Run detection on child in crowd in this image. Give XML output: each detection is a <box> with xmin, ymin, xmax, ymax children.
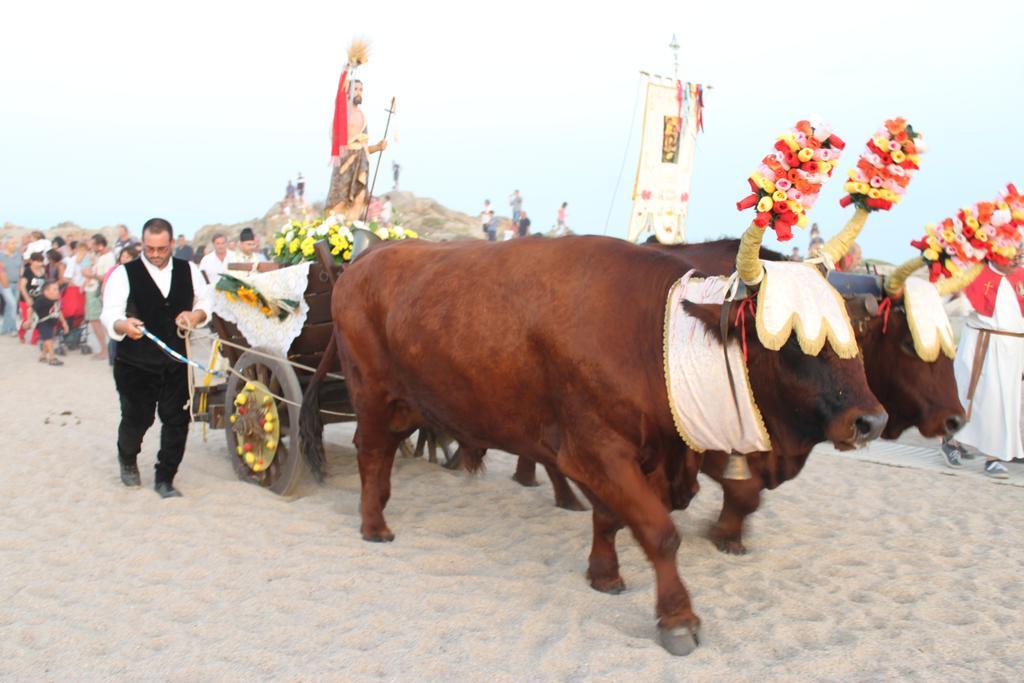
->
<box><xmin>33</xmin><ymin>280</ymin><xmax>69</xmax><ymax>366</ymax></box>
<box><xmin>18</xmin><ymin>252</ymin><xmax>46</xmax><ymax>343</ymax></box>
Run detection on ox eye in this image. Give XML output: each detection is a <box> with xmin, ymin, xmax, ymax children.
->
<box><xmin>900</xmin><ymin>337</ymin><xmax>916</xmax><ymax>357</ymax></box>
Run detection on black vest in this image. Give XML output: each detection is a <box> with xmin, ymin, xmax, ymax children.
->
<box><xmin>117</xmin><ymin>258</ymin><xmax>194</xmax><ymax>370</ymax></box>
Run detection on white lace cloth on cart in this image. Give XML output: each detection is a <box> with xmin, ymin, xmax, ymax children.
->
<box><xmin>211</xmin><ymin>262</ymin><xmax>311</xmax><ymax>358</ymax></box>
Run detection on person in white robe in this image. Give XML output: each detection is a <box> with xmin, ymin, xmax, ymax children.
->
<box><xmin>942</xmin><ymin>258</ymin><xmax>1024</xmax><ymax>478</ymax></box>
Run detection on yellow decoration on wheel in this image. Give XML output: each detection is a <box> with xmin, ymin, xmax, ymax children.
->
<box><xmin>230</xmin><ymin>379</ymin><xmax>282</xmax><ymax>475</ymax></box>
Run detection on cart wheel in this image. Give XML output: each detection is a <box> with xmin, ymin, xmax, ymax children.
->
<box><xmin>225</xmin><ymin>349</ymin><xmax>306</xmax><ymax>495</ymax></box>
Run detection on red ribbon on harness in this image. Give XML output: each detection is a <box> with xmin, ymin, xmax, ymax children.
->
<box><xmin>877</xmin><ymin>296</ymin><xmax>893</xmax><ymax>334</ymax></box>
<box><xmin>733</xmin><ymin>298</ymin><xmax>756</xmax><ymax>362</ymax></box>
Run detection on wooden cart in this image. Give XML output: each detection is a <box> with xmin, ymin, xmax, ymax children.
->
<box><xmin>192</xmin><ymin>243</ymin><xmax>456</xmax><ymax>496</ymax></box>
<box><xmin>192</xmin><ymin>244</ymin><xmax>354</xmax><ymax>495</ymax></box>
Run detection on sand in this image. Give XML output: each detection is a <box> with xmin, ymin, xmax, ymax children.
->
<box><xmin>2</xmin><ymin>334</ymin><xmax>1023</xmax><ymax>681</ymax></box>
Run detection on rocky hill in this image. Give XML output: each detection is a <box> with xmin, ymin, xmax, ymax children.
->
<box><xmin>0</xmin><ymin>220</ymin><xmax>127</xmax><ymax>247</ymax></box>
<box><xmin>2</xmin><ymin>191</ymin><xmax>517</xmax><ymax>250</ymax></box>
<box><xmin>192</xmin><ymin>191</ymin><xmax>519</xmax><ymax>248</ymax></box>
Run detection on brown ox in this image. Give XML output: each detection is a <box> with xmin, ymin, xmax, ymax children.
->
<box><xmin>515</xmin><ymin>237</ymin><xmax>967</xmax><ymax>551</ymax></box>
<box><xmin>301</xmin><ymin>234</ymin><xmax>886</xmax><ymax>654</ymax></box>
<box><xmin>665</xmin><ymin>239</ymin><xmax>966</xmax><ymax>553</ymax></box>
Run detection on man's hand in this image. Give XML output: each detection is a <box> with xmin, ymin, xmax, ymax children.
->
<box><xmin>175</xmin><ymin>310</ymin><xmax>207</xmax><ymax>330</ymax></box>
<box><xmin>376</xmin><ymin>139</ymin><xmax>388</xmax><ymax>152</ymax></box>
<box><xmin>117</xmin><ymin>317</ymin><xmax>145</xmax><ymax>340</ymax></box>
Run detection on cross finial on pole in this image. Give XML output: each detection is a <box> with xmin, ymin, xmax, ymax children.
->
<box><xmin>669</xmin><ymin>34</ymin><xmax>680</xmax><ymax>79</ymax></box>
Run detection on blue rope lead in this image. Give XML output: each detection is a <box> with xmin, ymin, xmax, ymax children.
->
<box><xmin>141</xmin><ymin>327</ymin><xmax>224</xmax><ymax>378</ymax></box>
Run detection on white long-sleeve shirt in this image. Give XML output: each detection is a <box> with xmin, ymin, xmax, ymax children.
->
<box><xmin>199</xmin><ymin>250</ymin><xmax>235</xmax><ymax>283</ymax></box>
<box><xmin>101</xmin><ymin>255</ymin><xmax>213</xmax><ymax>342</ymax></box>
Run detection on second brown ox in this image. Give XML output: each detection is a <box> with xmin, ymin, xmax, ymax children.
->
<box><xmin>515</xmin><ymin>235</ymin><xmax>969</xmax><ymax>551</ymax></box>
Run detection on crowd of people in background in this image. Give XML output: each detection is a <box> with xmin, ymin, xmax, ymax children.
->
<box><xmin>1</xmin><ymin>224</ymin><xmax>270</xmax><ymax>369</ymax></box>
<box><xmin>478</xmin><ymin>191</ymin><xmax>566</xmax><ymax>242</ymax></box>
<box><xmin>0</xmin><ymin>230</ymin><xmax>133</xmax><ymax>366</ymax></box>
<box><xmin>365</xmin><ymin>195</ymin><xmax>396</xmax><ymax>227</ymax></box>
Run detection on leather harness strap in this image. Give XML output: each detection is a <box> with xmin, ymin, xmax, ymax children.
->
<box><xmin>966</xmin><ymin>325</ymin><xmax>1024</xmax><ymax>338</ymax></box>
<box><xmin>964</xmin><ymin>325</ymin><xmax>1024</xmax><ymax>421</ymax></box>
<box><xmin>965</xmin><ymin>330</ymin><xmax>990</xmax><ymax>422</ymax></box>
<box><xmin>719</xmin><ymin>299</ymin><xmax>744</xmax><ymax>422</ymax></box>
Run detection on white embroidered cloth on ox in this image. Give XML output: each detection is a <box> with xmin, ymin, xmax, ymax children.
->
<box><xmin>211</xmin><ymin>262</ymin><xmax>312</xmax><ymax>358</ymax></box>
<box><xmin>664</xmin><ymin>272</ymin><xmax>771</xmax><ymax>453</ymax></box>
<box><xmin>903</xmin><ymin>276</ymin><xmax>956</xmax><ymax>361</ymax></box>
<box><xmin>757</xmin><ymin>261</ymin><xmax>858</xmax><ymax>358</ymax></box>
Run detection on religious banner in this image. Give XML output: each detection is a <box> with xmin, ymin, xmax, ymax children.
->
<box><xmin>627</xmin><ymin>78</ymin><xmax>700</xmax><ymax>244</ymax></box>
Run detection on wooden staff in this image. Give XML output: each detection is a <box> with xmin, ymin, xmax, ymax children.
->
<box><xmin>363</xmin><ymin>97</ymin><xmax>396</xmax><ymax>222</ymax></box>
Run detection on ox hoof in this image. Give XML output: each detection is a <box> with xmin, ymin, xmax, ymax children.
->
<box><xmin>511</xmin><ymin>474</ymin><xmax>541</xmax><ymax>488</ymax></box>
<box><xmin>713</xmin><ymin>537</ymin><xmax>748</xmax><ymax>555</ymax></box>
<box><xmin>555</xmin><ymin>497</ymin><xmax>587</xmax><ymax>512</ymax></box>
<box><xmin>361</xmin><ymin>528</ymin><xmax>395</xmax><ymax>543</ymax></box>
<box><xmin>658</xmin><ymin>623</ymin><xmax>700</xmax><ymax>656</ymax></box>
<box><xmin>709</xmin><ymin>527</ymin><xmax>748</xmax><ymax>555</ymax></box>
<box><xmin>588</xmin><ymin>573</ymin><xmax>626</xmax><ymax>594</ymax></box>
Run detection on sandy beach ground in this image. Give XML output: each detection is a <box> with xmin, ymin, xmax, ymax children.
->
<box><xmin>2</xmin><ymin>334</ymin><xmax>1023</xmax><ymax>681</ymax></box>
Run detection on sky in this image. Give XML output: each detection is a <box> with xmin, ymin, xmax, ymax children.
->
<box><xmin>2</xmin><ymin>0</ymin><xmax>1022</xmax><ymax>264</ymax></box>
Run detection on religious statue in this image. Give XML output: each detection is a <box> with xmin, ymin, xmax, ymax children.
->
<box><xmin>326</xmin><ymin>40</ymin><xmax>388</xmax><ymax>222</ymax></box>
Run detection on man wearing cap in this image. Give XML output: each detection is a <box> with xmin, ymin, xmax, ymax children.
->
<box><xmin>233</xmin><ymin>227</ymin><xmax>267</xmax><ymax>265</ymax></box>
<box><xmin>101</xmin><ymin>218</ymin><xmax>212</xmax><ymax>498</ymax></box>
<box><xmin>326</xmin><ymin>80</ymin><xmax>388</xmax><ymax>221</ymax></box>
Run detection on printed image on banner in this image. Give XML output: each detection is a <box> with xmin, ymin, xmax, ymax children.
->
<box><xmin>628</xmin><ymin>80</ymin><xmax>699</xmax><ymax>245</ymax></box>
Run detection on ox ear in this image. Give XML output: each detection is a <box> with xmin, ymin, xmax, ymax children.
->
<box><xmin>682</xmin><ymin>301</ymin><xmax>727</xmax><ymax>343</ymax></box>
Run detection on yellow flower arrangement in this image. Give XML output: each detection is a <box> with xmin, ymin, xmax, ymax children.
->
<box><xmin>270</xmin><ymin>216</ymin><xmax>418</xmax><ymax>266</ymax></box>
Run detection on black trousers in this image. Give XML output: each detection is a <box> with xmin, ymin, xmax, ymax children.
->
<box><xmin>114</xmin><ymin>360</ymin><xmax>190</xmax><ymax>484</ymax></box>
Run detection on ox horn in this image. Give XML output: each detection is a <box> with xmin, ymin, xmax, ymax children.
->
<box><xmin>935</xmin><ymin>262</ymin><xmax>984</xmax><ymax>297</ymax></box>
<box><xmin>821</xmin><ymin>207</ymin><xmax>870</xmax><ymax>266</ymax></box>
<box><xmin>736</xmin><ymin>222</ymin><xmax>766</xmax><ymax>286</ymax></box>
<box><xmin>884</xmin><ymin>256</ymin><xmax>925</xmax><ymax>296</ymax></box>
<box><xmin>885</xmin><ymin>258</ymin><xmax>985</xmax><ymax>297</ymax></box>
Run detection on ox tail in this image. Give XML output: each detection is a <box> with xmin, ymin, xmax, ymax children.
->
<box><xmin>299</xmin><ymin>332</ymin><xmax>337</xmax><ymax>483</ymax></box>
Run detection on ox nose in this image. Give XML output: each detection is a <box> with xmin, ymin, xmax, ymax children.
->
<box><xmin>854</xmin><ymin>411</ymin><xmax>888</xmax><ymax>442</ymax></box>
<box><xmin>945</xmin><ymin>414</ymin><xmax>966</xmax><ymax>437</ymax></box>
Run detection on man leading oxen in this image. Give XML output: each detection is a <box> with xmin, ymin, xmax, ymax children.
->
<box><xmin>301</xmin><ymin>167</ymin><xmax>888</xmax><ymax>654</ymax></box>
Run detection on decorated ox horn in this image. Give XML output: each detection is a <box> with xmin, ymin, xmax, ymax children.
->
<box><xmin>736</xmin><ymin>222</ymin><xmax>767</xmax><ymax>286</ymax></box>
<box><xmin>885</xmin><ymin>256</ymin><xmax>984</xmax><ymax>297</ymax></box>
<box><xmin>884</xmin><ymin>256</ymin><xmax>925</xmax><ymax>296</ymax></box>
<box><xmin>821</xmin><ymin>208</ymin><xmax>869</xmax><ymax>265</ymax></box>
<box><xmin>823</xmin><ymin>118</ymin><xmax>924</xmax><ymax>266</ymax></box>
<box><xmin>734</xmin><ymin>119</ymin><xmax>845</xmax><ymax>284</ymax></box>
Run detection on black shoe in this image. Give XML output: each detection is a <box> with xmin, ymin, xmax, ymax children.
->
<box><xmin>155</xmin><ymin>481</ymin><xmax>182</xmax><ymax>498</ymax></box>
<box><xmin>120</xmin><ymin>462</ymin><xmax>141</xmax><ymax>487</ymax></box>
